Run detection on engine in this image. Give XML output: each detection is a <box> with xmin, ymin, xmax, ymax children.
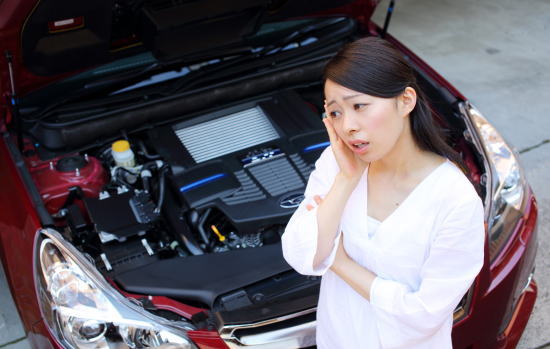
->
<box><xmin>29</xmin><ymin>90</ymin><xmax>328</xmax><ymax>283</ymax></box>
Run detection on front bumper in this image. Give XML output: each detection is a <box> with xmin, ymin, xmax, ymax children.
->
<box><xmin>496</xmin><ymin>276</ymin><xmax>538</xmax><ymax>349</ymax></box>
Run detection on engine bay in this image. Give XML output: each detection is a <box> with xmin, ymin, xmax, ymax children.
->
<box><xmin>18</xmin><ymin>15</ymin><xmax>485</xmax><ymax>316</ymax></box>
<box><xmin>25</xmin><ymin>90</ymin><xmax>328</xmax><ymax>310</ymax></box>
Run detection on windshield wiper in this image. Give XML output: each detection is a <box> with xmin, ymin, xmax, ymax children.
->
<box><xmin>27</xmin><ymin>62</ymin><xmax>162</xmax><ymax>122</ymax></box>
<box><xmin>29</xmin><ymin>17</ymin><xmax>352</xmax><ymax>123</ymax></box>
<box><xmin>27</xmin><ymin>46</ymin><xmax>262</xmax><ymax>123</ymax></box>
<box><xmin>163</xmin><ymin>17</ymin><xmax>349</xmax><ymax>95</ymax></box>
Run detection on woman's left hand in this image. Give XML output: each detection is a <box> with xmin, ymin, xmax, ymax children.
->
<box><xmin>306</xmin><ymin>195</ymin><xmax>323</xmax><ymax>211</ymax></box>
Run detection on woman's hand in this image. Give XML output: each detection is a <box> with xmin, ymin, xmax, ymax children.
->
<box><xmin>306</xmin><ymin>195</ymin><xmax>323</xmax><ymax>211</ymax></box>
<box><xmin>323</xmin><ymin>102</ymin><xmax>367</xmax><ymax>185</ymax></box>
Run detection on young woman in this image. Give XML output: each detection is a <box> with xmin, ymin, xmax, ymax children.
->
<box><xmin>281</xmin><ymin>37</ymin><xmax>485</xmax><ymax>348</ymax></box>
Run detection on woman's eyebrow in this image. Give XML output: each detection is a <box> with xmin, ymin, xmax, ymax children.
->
<box><xmin>343</xmin><ymin>94</ymin><xmax>363</xmax><ymax>101</ymax></box>
<box><xmin>326</xmin><ymin>94</ymin><xmax>364</xmax><ymax>107</ymax></box>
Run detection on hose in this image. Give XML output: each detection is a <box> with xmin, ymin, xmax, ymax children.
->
<box><xmin>197</xmin><ymin>208</ymin><xmax>212</xmax><ymax>246</ymax></box>
<box><xmin>154</xmin><ymin>166</ymin><xmax>169</xmax><ymax>214</ymax></box>
<box><xmin>138</xmin><ymin>139</ymin><xmax>161</xmax><ymax>160</ymax></box>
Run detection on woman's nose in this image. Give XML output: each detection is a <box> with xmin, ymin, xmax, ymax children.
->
<box><xmin>342</xmin><ymin>114</ymin><xmax>360</xmax><ymax>134</ymax></box>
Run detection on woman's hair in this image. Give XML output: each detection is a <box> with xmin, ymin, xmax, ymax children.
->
<box><xmin>323</xmin><ymin>36</ymin><xmax>468</xmax><ymax>174</ymax></box>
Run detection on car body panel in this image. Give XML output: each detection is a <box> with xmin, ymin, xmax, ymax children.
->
<box><xmin>452</xmin><ymin>193</ymin><xmax>538</xmax><ymax>348</ymax></box>
<box><xmin>0</xmin><ymin>135</ymin><xmax>44</xmax><ymax>331</ymax></box>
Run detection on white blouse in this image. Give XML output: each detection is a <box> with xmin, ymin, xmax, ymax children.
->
<box><xmin>281</xmin><ymin>147</ymin><xmax>485</xmax><ymax>349</ymax></box>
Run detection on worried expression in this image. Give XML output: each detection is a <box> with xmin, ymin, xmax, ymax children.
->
<box><xmin>323</xmin><ymin>79</ymin><xmax>417</xmax><ymax>163</ymax></box>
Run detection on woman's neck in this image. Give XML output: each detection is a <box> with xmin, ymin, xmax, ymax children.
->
<box><xmin>371</xmin><ymin>120</ymin><xmax>437</xmax><ymax>179</ymax></box>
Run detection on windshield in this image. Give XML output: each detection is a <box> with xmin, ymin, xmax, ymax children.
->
<box><xmin>19</xmin><ymin>17</ymin><xmax>346</xmax><ymax>120</ymax></box>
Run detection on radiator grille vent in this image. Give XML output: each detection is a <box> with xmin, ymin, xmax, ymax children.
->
<box><xmin>248</xmin><ymin>157</ymin><xmax>304</xmax><ymax>197</ymax></box>
<box><xmin>174</xmin><ymin>106</ymin><xmax>279</xmax><ymax>163</ymax></box>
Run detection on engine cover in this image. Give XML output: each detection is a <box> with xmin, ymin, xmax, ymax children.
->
<box><xmin>149</xmin><ymin>91</ymin><xmax>328</xmax><ymax>234</ymax></box>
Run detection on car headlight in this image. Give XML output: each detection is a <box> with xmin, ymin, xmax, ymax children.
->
<box><xmin>467</xmin><ymin>104</ymin><xmax>527</xmax><ymax>262</ymax></box>
<box><xmin>34</xmin><ymin>228</ymin><xmax>197</xmax><ymax>349</ymax></box>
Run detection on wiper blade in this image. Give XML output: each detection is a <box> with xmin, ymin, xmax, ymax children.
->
<box><xmin>30</xmin><ymin>62</ymin><xmax>162</xmax><ymax>122</ymax></box>
<box><xmin>30</xmin><ymin>47</ymin><xmax>256</xmax><ymax>122</ymax></box>
<box><xmin>164</xmin><ymin>17</ymin><xmax>349</xmax><ymax>95</ymax></box>
<box><xmin>30</xmin><ymin>17</ymin><xmax>353</xmax><ymax>123</ymax></box>
<box><xmin>83</xmin><ymin>62</ymin><xmax>160</xmax><ymax>90</ymax></box>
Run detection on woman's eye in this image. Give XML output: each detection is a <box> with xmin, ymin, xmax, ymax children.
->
<box><xmin>329</xmin><ymin>110</ymin><xmax>341</xmax><ymax>118</ymax></box>
<box><xmin>354</xmin><ymin>103</ymin><xmax>368</xmax><ymax>110</ymax></box>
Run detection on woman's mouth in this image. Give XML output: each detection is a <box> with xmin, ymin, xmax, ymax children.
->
<box><xmin>349</xmin><ymin>140</ymin><xmax>370</xmax><ymax>154</ymax></box>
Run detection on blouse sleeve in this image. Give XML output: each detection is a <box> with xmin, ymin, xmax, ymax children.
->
<box><xmin>281</xmin><ymin>146</ymin><xmax>342</xmax><ymax>276</ymax></box>
<box><xmin>370</xmin><ymin>194</ymin><xmax>485</xmax><ymax>348</ymax></box>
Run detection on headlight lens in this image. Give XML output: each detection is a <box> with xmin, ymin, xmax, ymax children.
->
<box><xmin>468</xmin><ymin>104</ymin><xmax>526</xmax><ymax>261</ymax></box>
<box><xmin>35</xmin><ymin>228</ymin><xmax>197</xmax><ymax>349</ymax></box>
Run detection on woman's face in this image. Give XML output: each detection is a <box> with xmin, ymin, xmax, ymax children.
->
<box><xmin>323</xmin><ymin>79</ymin><xmax>415</xmax><ymax>163</ymax></box>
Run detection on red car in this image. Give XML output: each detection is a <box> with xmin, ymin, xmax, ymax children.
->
<box><xmin>0</xmin><ymin>1</ymin><xmax>538</xmax><ymax>348</ymax></box>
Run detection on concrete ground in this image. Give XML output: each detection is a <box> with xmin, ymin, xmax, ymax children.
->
<box><xmin>1</xmin><ymin>0</ymin><xmax>548</xmax><ymax>348</ymax></box>
<box><xmin>0</xmin><ymin>265</ymin><xmax>29</xmax><ymax>348</ymax></box>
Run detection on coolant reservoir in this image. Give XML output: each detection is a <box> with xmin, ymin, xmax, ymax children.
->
<box><xmin>112</xmin><ymin>140</ymin><xmax>135</xmax><ymax>167</ymax></box>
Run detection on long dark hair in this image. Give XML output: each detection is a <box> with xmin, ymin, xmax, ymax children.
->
<box><xmin>323</xmin><ymin>36</ymin><xmax>467</xmax><ymax>174</ymax></box>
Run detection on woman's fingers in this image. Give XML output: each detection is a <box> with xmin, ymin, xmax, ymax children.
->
<box><xmin>314</xmin><ymin>195</ymin><xmax>323</xmax><ymax>205</ymax></box>
<box><xmin>322</xmin><ymin>117</ymin><xmax>339</xmax><ymax>146</ymax></box>
<box><xmin>306</xmin><ymin>195</ymin><xmax>323</xmax><ymax>211</ymax></box>
<box><xmin>321</xmin><ymin>106</ymin><xmax>366</xmax><ymax>181</ymax></box>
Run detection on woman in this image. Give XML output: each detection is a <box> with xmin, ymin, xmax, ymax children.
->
<box><xmin>281</xmin><ymin>37</ymin><xmax>485</xmax><ymax>348</ymax></box>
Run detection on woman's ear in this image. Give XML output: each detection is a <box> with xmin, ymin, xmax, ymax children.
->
<box><xmin>398</xmin><ymin>87</ymin><xmax>417</xmax><ymax>117</ymax></box>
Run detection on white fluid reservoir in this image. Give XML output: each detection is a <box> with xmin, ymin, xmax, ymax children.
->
<box><xmin>111</xmin><ymin>140</ymin><xmax>135</xmax><ymax>167</ymax></box>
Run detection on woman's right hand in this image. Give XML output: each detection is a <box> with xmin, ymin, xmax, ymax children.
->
<box><xmin>322</xmin><ymin>108</ymin><xmax>367</xmax><ymax>185</ymax></box>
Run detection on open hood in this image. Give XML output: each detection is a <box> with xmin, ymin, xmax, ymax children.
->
<box><xmin>0</xmin><ymin>0</ymin><xmax>379</xmax><ymax>97</ymax></box>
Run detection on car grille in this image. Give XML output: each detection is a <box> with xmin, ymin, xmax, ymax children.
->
<box><xmin>219</xmin><ymin>308</ymin><xmax>317</xmax><ymax>349</ymax></box>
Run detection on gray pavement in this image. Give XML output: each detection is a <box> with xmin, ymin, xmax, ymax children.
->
<box><xmin>372</xmin><ymin>0</ymin><xmax>550</xmax><ymax>348</ymax></box>
<box><xmin>0</xmin><ymin>265</ymin><xmax>30</xmax><ymax>349</ymax></box>
<box><xmin>1</xmin><ymin>0</ymin><xmax>548</xmax><ymax>348</ymax></box>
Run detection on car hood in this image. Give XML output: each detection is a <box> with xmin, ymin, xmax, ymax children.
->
<box><xmin>0</xmin><ymin>0</ymin><xmax>379</xmax><ymax>98</ymax></box>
